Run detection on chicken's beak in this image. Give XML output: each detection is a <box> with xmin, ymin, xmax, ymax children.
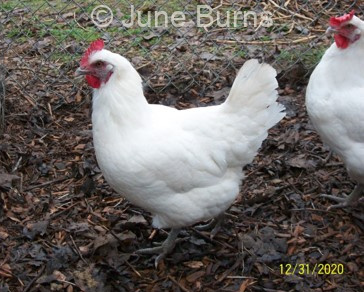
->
<box><xmin>326</xmin><ymin>26</ymin><xmax>338</xmax><ymax>35</ymax></box>
<box><xmin>75</xmin><ymin>67</ymin><xmax>90</xmax><ymax>76</ymax></box>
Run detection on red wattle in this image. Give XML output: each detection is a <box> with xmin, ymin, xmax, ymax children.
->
<box><xmin>86</xmin><ymin>75</ymin><xmax>101</xmax><ymax>89</ymax></box>
<box><xmin>334</xmin><ymin>34</ymin><xmax>349</xmax><ymax>49</ymax></box>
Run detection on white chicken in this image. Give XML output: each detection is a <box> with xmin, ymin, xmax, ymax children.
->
<box><xmin>76</xmin><ymin>40</ymin><xmax>285</xmax><ymax>265</ymax></box>
<box><xmin>306</xmin><ymin>10</ymin><xmax>364</xmax><ymax>209</ymax></box>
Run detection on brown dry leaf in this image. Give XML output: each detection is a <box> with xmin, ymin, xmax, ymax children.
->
<box><xmin>183</xmin><ymin>260</ymin><xmax>204</xmax><ymax>269</ymax></box>
<box><xmin>0</xmin><ymin>264</ymin><xmax>12</xmax><ymax>275</ymax></box>
<box><xmin>53</xmin><ymin>270</ymin><xmax>66</xmax><ymax>282</ymax></box>
<box><xmin>74</xmin><ymin>144</ymin><xmax>86</xmax><ymax>150</ymax></box>
<box><xmin>296</xmin><ymin>238</ymin><xmax>306</xmax><ymax>244</ymax></box>
<box><xmin>79</xmin><ymin>245</ymin><xmax>91</xmax><ymax>255</ymax></box>
<box><xmin>143</xmin><ymin>31</ymin><xmax>159</xmax><ymax>40</ymax></box>
<box><xmin>128</xmin><ymin>214</ymin><xmax>147</xmax><ymax>225</ymax></box>
<box><xmin>61</xmin><ymin>12</ymin><xmax>74</xmax><ymax>19</ymax></box>
<box><xmin>64</xmin><ymin>117</ymin><xmax>75</xmax><ymax>122</ymax></box>
<box><xmin>239</xmin><ymin>279</ymin><xmax>255</xmax><ymax>292</ymax></box>
<box><xmin>0</xmin><ymin>173</ymin><xmax>19</xmax><ymax>186</ymax></box>
<box><xmin>254</xmin><ymin>262</ymin><xmax>264</xmax><ymax>274</ymax></box>
<box><xmin>287</xmin><ymin>244</ymin><xmax>296</xmax><ymax>255</ymax></box>
<box><xmin>186</xmin><ymin>270</ymin><xmax>205</xmax><ymax>283</ymax></box>
<box><xmin>92</xmin><ymin>231</ymin><xmax>136</xmax><ymax>253</ymax></box>
<box><xmin>293</xmin><ymin>225</ymin><xmax>305</xmax><ymax>237</ymax></box>
<box><xmin>286</xmin><ymin>155</ymin><xmax>317</xmax><ymax>170</ymax></box>
<box><xmin>23</xmin><ymin>220</ymin><xmax>49</xmax><ymax>240</ymax></box>
<box><xmin>10</xmin><ymin>207</ymin><xmax>26</xmax><ymax>214</ymax></box>
<box><xmin>311</xmin><ymin>213</ymin><xmax>323</xmax><ymax>222</ymax></box>
<box><xmin>209</xmin><ymin>87</ymin><xmax>230</xmax><ymax>104</ymax></box>
<box><xmin>346</xmin><ymin>262</ymin><xmax>359</xmax><ymax>272</ymax></box>
<box><xmin>74</xmin><ymin>266</ymin><xmax>99</xmax><ymax>290</ymax></box>
<box><xmin>75</xmin><ymin>90</ymin><xmax>83</xmax><ymax>103</ymax></box>
<box><xmin>200</xmin><ymin>52</ymin><xmax>221</xmax><ymax>61</ymax></box>
<box><xmin>0</xmin><ymin>230</ymin><xmax>9</xmax><ymax>240</ymax></box>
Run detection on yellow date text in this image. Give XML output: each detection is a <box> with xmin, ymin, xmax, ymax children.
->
<box><xmin>279</xmin><ymin>263</ymin><xmax>344</xmax><ymax>275</ymax></box>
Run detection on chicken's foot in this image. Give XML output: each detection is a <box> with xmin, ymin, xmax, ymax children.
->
<box><xmin>194</xmin><ymin>213</ymin><xmax>224</xmax><ymax>238</ymax></box>
<box><xmin>136</xmin><ymin>228</ymin><xmax>181</xmax><ymax>268</ymax></box>
<box><xmin>321</xmin><ymin>184</ymin><xmax>363</xmax><ymax>210</ymax></box>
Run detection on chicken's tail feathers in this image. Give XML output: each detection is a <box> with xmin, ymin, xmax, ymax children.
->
<box><xmin>223</xmin><ymin>59</ymin><xmax>285</xmax><ymax>126</ymax></box>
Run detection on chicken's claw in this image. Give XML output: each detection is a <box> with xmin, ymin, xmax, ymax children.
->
<box><xmin>320</xmin><ymin>194</ymin><xmax>351</xmax><ymax>210</ymax></box>
<box><xmin>136</xmin><ymin>228</ymin><xmax>181</xmax><ymax>268</ymax></box>
<box><xmin>195</xmin><ymin>214</ymin><xmax>224</xmax><ymax>239</ymax></box>
<box><xmin>320</xmin><ymin>184</ymin><xmax>363</xmax><ymax>210</ymax></box>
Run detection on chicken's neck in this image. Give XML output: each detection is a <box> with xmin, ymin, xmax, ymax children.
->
<box><xmin>91</xmin><ymin>71</ymin><xmax>150</xmax><ymax>144</ymax></box>
<box><xmin>323</xmin><ymin>36</ymin><xmax>364</xmax><ymax>83</ymax></box>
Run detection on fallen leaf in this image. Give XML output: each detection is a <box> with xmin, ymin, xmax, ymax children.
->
<box><xmin>239</xmin><ymin>279</ymin><xmax>255</xmax><ymax>292</ymax></box>
<box><xmin>128</xmin><ymin>214</ymin><xmax>147</xmax><ymax>224</ymax></box>
<box><xmin>0</xmin><ymin>173</ymin><xmax>19</xmax><ymax>186</ymax></box>
<box><xmin>183</xmin><ymin>261</ymin><xmax>204</xmax><ymax>269</ymax></box>
<box><xmin>23</xmin><ymin>220</ymin><xmax>49</xmax><ymax>240</ymax></box>
<box><xmin>0</xmin><ymin>231</ymin><xmax>9</xmax><ymax>240</ymax></box>
<box><xmin>186</xmin><ymin>270</ymin><xmax>205</xmax><ymax>282</ymax></box>
<box><xmin>286</xmin><ymin>155</ymin><xmax>317</xmax><ymax>170</ymax></box>
<box><xmin>200</xmin><ymin>52</ymin><xmax>221</xmax><ymax>61</ymax></box>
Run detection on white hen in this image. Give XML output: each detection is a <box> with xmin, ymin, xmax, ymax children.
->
<box><xmin>306</xmin><ymin>11</ymin><xmax>364</xmax><ymax>209</ymax></box>
<box><xmin>76</xmin><ymin>40</ymin><xmax>285</xmax><ymax>264</ymax></box>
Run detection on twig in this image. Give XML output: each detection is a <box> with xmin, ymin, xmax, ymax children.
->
<box><xmin>25</xmin><ymin>177</ymin><xmax>69</xmax><ymax>191</ymax></box>
<box><xmin>9</xmin><ymin>67</ymin><xmax>36</xmax><ymax>74</ymax></box>
<box><xmin>125</xmin><ymin>261</ymin><xmax>142</xmax><ymax>278</ymax></box>
<box><xmin>47</xmin><ymin>102</ymin><xmax>53</xmax><ymax>119</ymax></box>
<box><xmin>148</xmin><ymin>229</ymin><xmax>157</xmax><ymax>240</ymax></box>
<box><xmin>70</xmin><ymin>234</ymin><xmax>88</xmax><ymax>264</ymax></box>
<box><xmin>215</xmin><ymin>35</ymin><xmax>318</xmax><ymax>45</ymax></box>
<box><xmin>99</xmin><ymin>225</ymin><xmax>128</xmax><ymax>245</ymax></box>
<box><xmin>290</xmin><ymin>208</ymin><xmax>339</xmax><ymax>215</ymax></box>
<box><xmin>49</xmin><ymin>202</ymin><xmax>81</xmax><ymax>220</ymax></box>
<box><xmin>168</xmin><ymin>275</ymin><xmax>191</xmax><ymax>292</ymax></box>
<box><xmin>226</xmin><ymin>276</ymin><xmax>256</xmax><ymax>279</ymax></box>
<box><xmin>15</xmin><ymin>86</ymin><xmax>36</xmax><ymax>107</ymax></box>
<box><xmin>23</xmin><ymin>264</ymin><xmax>46</xmax><ymax>292</ymax></box>
<box><xmin>217</xmin><ymin>258</ymin><xmax>242</xmax><ymax>283</ymax></box>
<box><xmin>268</xmin><ymin>0</ymin><xmax>314</xmax><ymax>21</ymax></box>
<box><xmin>0</xmin><ymin>66</ymin><xmax>5</xmax><ymax>133</ymax></box>
<box><xmin>136</xmin><ymin>61</ymin><xmax>152</xmax><ymax>70</ymax></box>
<box><xmin>74</xmin><ymin>11</ymin><xmax>88</xmax><ymax>31</ymax></box>
<box><xmin>12</xmin><ymin>156</ymin><xmax>22</xmax><ymax>173</ymax></box>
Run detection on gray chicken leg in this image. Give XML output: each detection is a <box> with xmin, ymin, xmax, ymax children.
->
<box><xmin>321</xmin><ymin>184</ymin><xmax>363</xmax><ymax>210</ymax></box>
<box><xmin>195</xmin><ymin>213</ymin><xmax>225</xmax><ymax>238</ymax></box>
<box><xmin>136</xmin><ymin>228</ymin><xmax>181</xmax><ymax>267</ymax></box>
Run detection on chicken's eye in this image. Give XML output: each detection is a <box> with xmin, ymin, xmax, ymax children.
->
<box><xmin>94</xmin><ymin>61</ymin><xmax>103</xmax><ymax>67</ymax></box>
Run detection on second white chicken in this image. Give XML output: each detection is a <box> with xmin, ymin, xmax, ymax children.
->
<box><xmin>306</xmin><ymin>11</ymin><xmax>364</xmax><ymax>209</ymax></box>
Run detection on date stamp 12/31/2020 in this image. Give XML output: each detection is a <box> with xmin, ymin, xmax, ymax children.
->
<box><xmin>280</xmin><ymin>263</ymin><xmax>344</xmax><ymax>276</ymax></box>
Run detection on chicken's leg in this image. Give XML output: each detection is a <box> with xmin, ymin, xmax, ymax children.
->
<box><xmin>195</xmin><ymin>214</ymin><xmax>224</xmax><ymax>238</ymax></box>
<box><xmin>136</xmin><ymin>228</ymin><xmax>181</xmax><ymax>267</ymax></box>
<box><xmin>321</xmin><ymin>184</ymin><xmax>364</xmax><ymax>210</ymax></box>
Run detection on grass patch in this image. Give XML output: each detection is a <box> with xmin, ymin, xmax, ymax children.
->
<box><xmin>278</xmin><ymin>46</ymin><xmax>326</xmax><ymax>68</ymax></box>
<box><xmin>6</xmin><ymin>27</ymin><xmax>34</xmax><ymax>39</ymax></box>
<box><xmin>48</xmin><ymin>22</ymin><xmax>99</xmax><ymax>42</ymax></box>
<box><xmin>0</xmin><ymin>1</ymin><xmax>19</xmax><ymax>12</ymax></box>
<box><xmin>49</xmin><ymin>51</ymin><xmax>75</xmax><ymax>63</ymax></box>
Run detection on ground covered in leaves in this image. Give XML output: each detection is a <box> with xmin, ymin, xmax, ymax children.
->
<box><xmin>1</xmin><ymin>1</ymin><xmax>364</xmax><ymax>292</ymax></box>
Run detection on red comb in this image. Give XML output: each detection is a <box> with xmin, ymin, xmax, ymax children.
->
<box><xmin>329</xmin><ymin>10</ymin><xmax>355</xmax><ymax>27</ymax></box>
<box><xmin>80</xmin><ymin>39</ymin><xmax>105</xmax><ymax>67</ymax></box>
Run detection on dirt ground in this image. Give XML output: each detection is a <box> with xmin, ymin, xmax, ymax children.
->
<box><xmin>0</xmin><ymin>1</ymin><xmax>363</xmax><ymax>292</ymax></box>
